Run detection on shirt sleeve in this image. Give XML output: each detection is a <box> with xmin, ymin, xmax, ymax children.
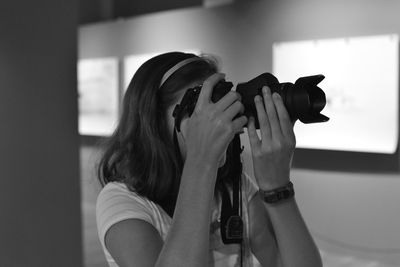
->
<box><xmin>242</xmin><ymin>171</ymin><xmax>259</xmax><ymax>203</ymax></box>
<box><xmin>95</xmin><ymin>182</ymin><xmax>154</xmax><ymax>249</ymax></box>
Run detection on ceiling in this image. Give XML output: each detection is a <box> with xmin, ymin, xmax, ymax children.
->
<box><xmin>79</xmin><ymin>0</ymin><xmax>203</xmax><ymax>24</ymax></box>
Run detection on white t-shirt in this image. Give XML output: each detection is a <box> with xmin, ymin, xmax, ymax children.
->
<box><xmin>96</xmin><ymin>172</ymin><xmax>259</xmax><ymax>267</ymax></box>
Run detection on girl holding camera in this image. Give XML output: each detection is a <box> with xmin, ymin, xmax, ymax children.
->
<box><xmin>96</xmin><ymin>52</ymin><xmax>322</xmax><ymax>267</ymax></box>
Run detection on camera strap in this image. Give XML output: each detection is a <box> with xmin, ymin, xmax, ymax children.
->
<box><xmin>220</xmin><ymin>134</ymin><xmax>243</xmax><ymax>245</ymax></box>
<box><xmin>220</xmin><ymin>171</ymin><xmax>242</xmax><ymax>244</ymax></box>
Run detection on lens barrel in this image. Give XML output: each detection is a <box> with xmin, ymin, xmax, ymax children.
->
<box><xmin>235</xmin><ymin>73</ymin><xmax>329</xmax><ymax>128</ymax></box>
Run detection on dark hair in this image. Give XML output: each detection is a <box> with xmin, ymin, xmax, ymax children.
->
<box><xmin>97</xmin><ymin>52</ymin><xmax>237</xmax><ymax>217</ymax></box>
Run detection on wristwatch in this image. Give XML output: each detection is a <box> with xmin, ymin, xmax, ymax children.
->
<box><xmin>258</xmin><ymin>181</ymin><xmax>295</xmax><ymax>204</ymax></box>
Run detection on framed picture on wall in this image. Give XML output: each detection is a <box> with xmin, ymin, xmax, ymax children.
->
<box><xmin>123</xmin><ymin>50</ymin><xmax>200</xmax><ymax>92</ymax></box>
<box><xmin>273</xmin><ymin>34</ymin><xmax>399</xmax><ymax>171</ymax></box>
<box><xmin>77</xmin><ymin>57</ymin><xmax>119</xmax><ymax>137</ymax></box>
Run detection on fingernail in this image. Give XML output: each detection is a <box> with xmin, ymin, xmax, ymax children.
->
<box><xmin>262</xmin><ymin>86</ymin><xmax>268</xmax><ymax>94</ymax></box>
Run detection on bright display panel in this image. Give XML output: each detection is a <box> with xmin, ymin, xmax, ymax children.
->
<box><xmin>77</xmin><ymin>57</ymin><xmax>119</xmax><ymax>136</ymax></box>
<box><xmin>273</xmin><ymin>35</ymin><xmax>399</xmax><ymax>154</ymax></box>
<box><xmin>123</xmin><ymin>50</ymin><xmax>200</xmax><ymax>90</ymax></box>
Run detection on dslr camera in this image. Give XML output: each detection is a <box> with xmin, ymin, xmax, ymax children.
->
<box><xmin>173</xmin><ymin>72</ymin><xmax>329</xmax><ymax>131</ymax></box>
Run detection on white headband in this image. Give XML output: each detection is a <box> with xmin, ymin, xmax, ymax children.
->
<box><xmin>159</xmin><ymin>57</ymin><xmax>203</xmax><ymax>87</ymax></box>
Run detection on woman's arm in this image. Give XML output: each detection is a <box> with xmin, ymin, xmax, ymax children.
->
<box><xmin>249</xmin><ymin>190</ymin><xmax>321</xmax><ymax>267</ymax></box>
<box><xmin>154</xmin><ymin>156</ymin><xmax>219</xmax><ymax>267</ymax></box>
<box><xmin>263</xmin><ymin>196</ymin><xmax>322</xmax><ymax>267</ymax></box>
<box><xmin>105</xmin><ymin>156</ymin><xmax>219</xmax><ymax>267</ymax></box>
<box><xmin>246</xmin><ymin>86</ymin><xmax>322</xmax><ymax>267</ymax></box>
<box><xmin>248</xmin><ymin>194</ymin><xmax>282</xmax><ymax>267</ymax></box>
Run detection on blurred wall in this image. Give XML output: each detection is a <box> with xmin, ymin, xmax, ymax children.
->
<box><xmin>0</xmin><ymin>1</ymin><xmax>82</xmax><ymax>266</ymax></box>
<box><xmin>79</xmin><ymin>0</ymin><xmax>400</xmax><ymax>265</ymax></box>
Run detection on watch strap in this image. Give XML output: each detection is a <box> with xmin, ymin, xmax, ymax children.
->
<box><xmin>258</xmin><ymin>181</ymin><xmax>294</xmax><ymax>204</ymax></box>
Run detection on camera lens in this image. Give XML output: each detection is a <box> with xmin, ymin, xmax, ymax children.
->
<box><xmin>236</xmin><ymin>73</ymin><xmax>329</xmax><ymax>128</ymax></box>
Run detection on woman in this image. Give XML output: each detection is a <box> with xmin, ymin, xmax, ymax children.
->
<box><xmin>96</xmin><ymin>52</ymin><xmax>322</xmax><ymax>267</ymax></box>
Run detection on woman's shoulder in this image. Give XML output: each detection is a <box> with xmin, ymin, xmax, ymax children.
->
<box><xmin>95</xmin><ymin>181</ymin><xmax>162</xmax><ymax>249</ymax></box>
<box><xmin>95</xmin><ymin>180</ymin><xmax>160</xmax><ymax>231</ymax></box>
<box><xmin>98</xmin><ymin>181</ymin><xmax>130</xmax><ymax>196</ymax></box>
<box><xmin>96</xmin><ymin>181</ymin><xmax>152</xmax><ymax>212</ymax></box>
<box><xmin>97</xmin><ymin>181</ymin><xmax>130</xmax><ymax>201</ymax></box>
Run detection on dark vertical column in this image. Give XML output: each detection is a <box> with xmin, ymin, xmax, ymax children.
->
<box><xmin>0</xmin><ymin>1</ymin><xmax>82</xmax><ymax>266</ymax></box>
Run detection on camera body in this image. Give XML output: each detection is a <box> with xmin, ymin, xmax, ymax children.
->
<box><xmin>172</xmin><ymin>72</ymin><xmax>329</xmax><ymax>132</ymax></box>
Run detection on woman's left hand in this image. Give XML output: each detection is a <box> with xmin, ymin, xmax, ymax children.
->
<box><xmin>247</xmin><ymin>86</ymin><xmax>296</xmax><ymax>190</ymax></box>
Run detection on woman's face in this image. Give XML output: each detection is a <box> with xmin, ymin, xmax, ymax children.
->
<box><xmin>165</xmin><ymin>81</ymin><xmax>227</xmax><ymax>168</ymax></box>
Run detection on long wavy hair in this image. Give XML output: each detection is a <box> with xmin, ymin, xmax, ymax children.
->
<box><xmin>97</xmin><ymin>52</ymin><xmax>239</xmax><ymax>217</ymax></box>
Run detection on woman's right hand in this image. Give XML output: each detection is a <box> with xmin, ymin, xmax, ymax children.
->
<box><xmin>184</xmin><ymin>73</ymin><xmax>248</xmax><ymax>165</ymax></box>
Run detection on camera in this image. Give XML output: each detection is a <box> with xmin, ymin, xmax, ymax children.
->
<box><xmin>172</xmin><ymin>72</ymin><xmax>329</xmax><ymax>131</ymax></box>
<box><xmin>236</xmin><ymin>72</ymin><xmax>329</xmax><ymax>127</ymax></box>
<box><xmin>171</xmin><ymin>72</ymin><xmax>329</xmax><ymax>245</ymax></box>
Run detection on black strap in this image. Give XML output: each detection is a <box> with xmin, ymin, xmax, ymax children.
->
<box><xmin>220</xmin><ymin>134</ymin><xmax>243</xmax><ymax>244</ymax></box>
<box><xmin>232</xmin><ymin>165</ymin><xmax>240</xmax><ymax>216</ymax></box>
<box><xmin>231</xmin><ymin>134</ymin><xmax>243</xmax><ymax>218</ymax></box>
<box><xmin>173</xmin><ymin>127</ymin><xmax>185</xmax><ymax>169</ymax></box>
